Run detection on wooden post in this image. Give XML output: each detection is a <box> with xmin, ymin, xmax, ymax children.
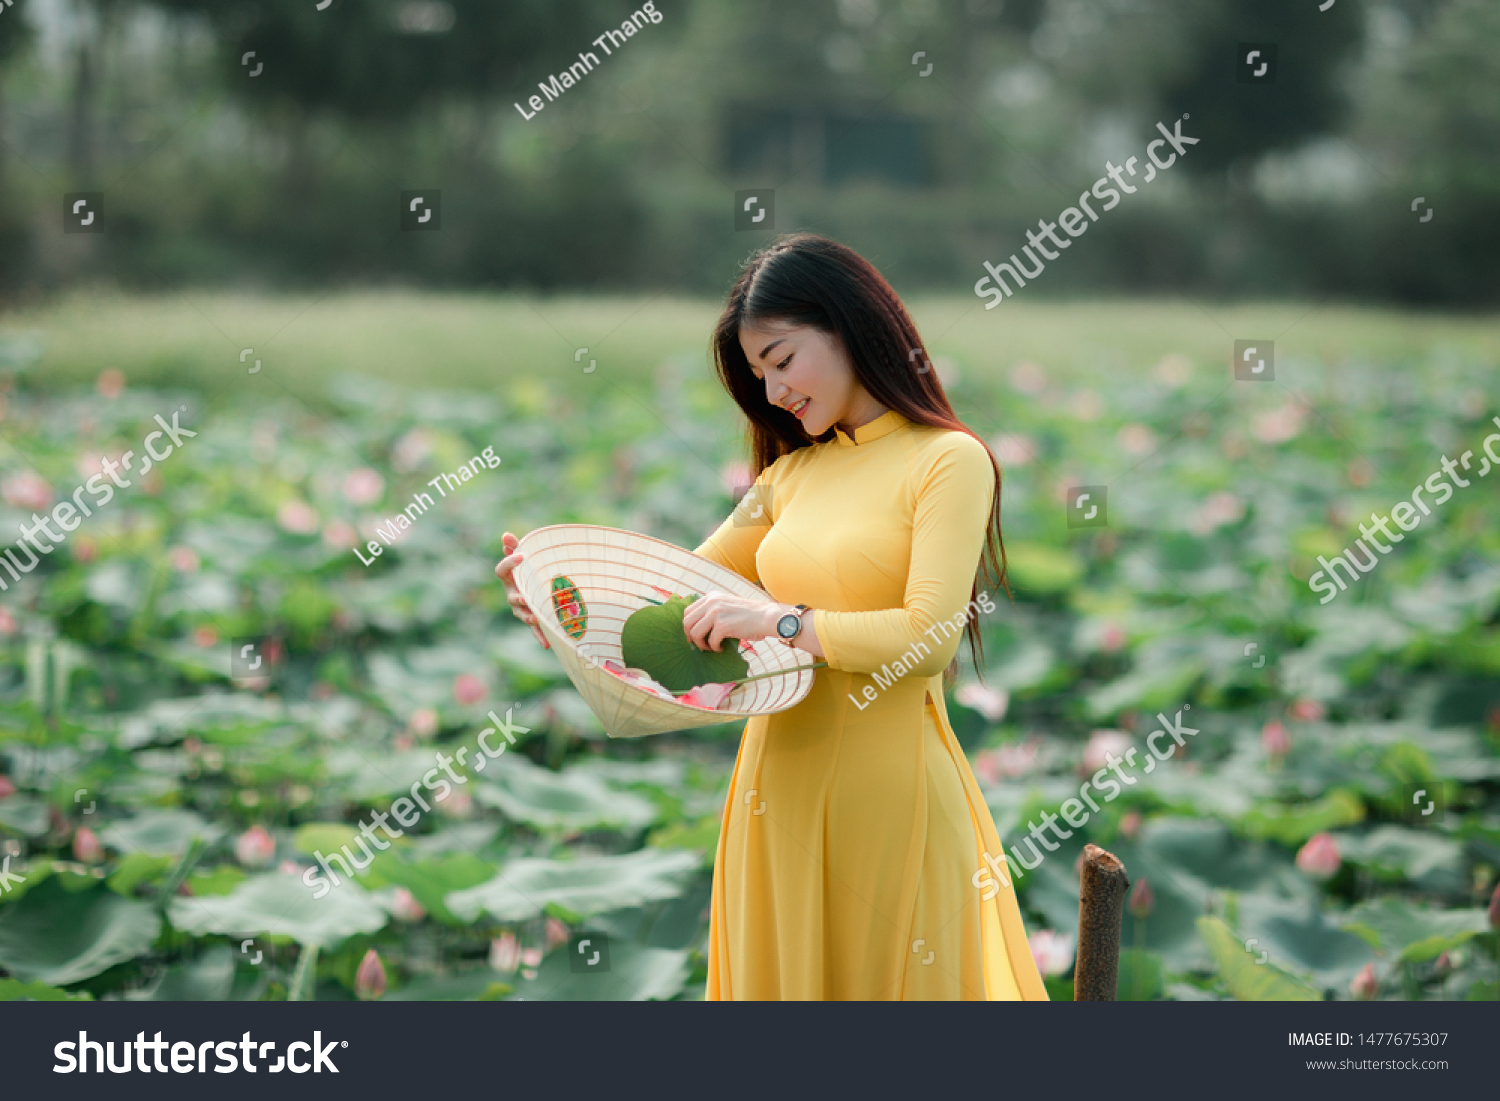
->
<box><xmin>1074</xmin><ymin>843</ymin><xmax>1129</xmax><ymax>1001</ymax></box>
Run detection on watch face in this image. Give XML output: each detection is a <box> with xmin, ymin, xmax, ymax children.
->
<box><xmin>776</xmin><ymin>613</ymin><xmax>799</xmax><ymax>638</ymax></box>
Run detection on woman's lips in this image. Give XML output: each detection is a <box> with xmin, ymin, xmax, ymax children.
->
<box><xmin>789</xmin><ymin>397</ymin><xmax>809</xmax><ymax>418</ymax></box>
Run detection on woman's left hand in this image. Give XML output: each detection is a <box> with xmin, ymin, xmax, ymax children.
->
<box><xmin>682</xmin><ymin>592</ymin><xmax>778</xmax><ymax>652</ymax></box>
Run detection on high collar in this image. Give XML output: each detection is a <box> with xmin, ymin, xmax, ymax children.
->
<box><xmin>832</xmin><ymin>408</ymin><xmax>909</xmax><ymax>447</ymax></box>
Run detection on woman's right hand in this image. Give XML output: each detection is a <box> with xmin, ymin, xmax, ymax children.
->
<box><xmin>496</xmin><ymin>531</ymin><xmax>550</xmax><ymax>650</ymax></box>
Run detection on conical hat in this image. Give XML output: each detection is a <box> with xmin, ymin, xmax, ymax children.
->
<box><xmin>514</xmin><ymin>524</ymin><xmax>816</xmax><ymax>738</ymax></box>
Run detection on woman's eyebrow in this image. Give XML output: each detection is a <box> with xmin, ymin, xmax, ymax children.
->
<box><xmin>755</xmin><ymin>337</ymin><xmax>788</xmax><ymax>362</ymax></box>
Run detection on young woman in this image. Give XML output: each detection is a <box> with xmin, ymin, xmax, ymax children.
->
<box><xmin>497</xmin><ymin>233</ymin><xmax>1047</xmax><ymax>1001</ymax></box>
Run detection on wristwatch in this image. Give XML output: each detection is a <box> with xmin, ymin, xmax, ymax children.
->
<box><xmin>775</xmin><ymin>604</ymin><xmax>809</xmax><ymax>643</ymax></box>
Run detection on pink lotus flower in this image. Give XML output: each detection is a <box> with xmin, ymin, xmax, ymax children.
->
<box><xmin>1068</xmin><ymin>389</ymin><xmax>1104</xmax><ymax>422</ymax></box>
<box><xmin>1120</xmin><ymin>810</ymin><xmax>1142</xmax><ymax>839</ymax></box>
<box><xmin>391</xmin><ymin>428</ymin><xmax>433</xmax><ymax>473</ymax></box>
<box><xmin>355</xmin><ymin>949</ymin><xmax>387</xmax><ymax>1000</ymax></box>
<box><xmin>192</xmin><ymin>626</ymin><xmax>219</xmax><ymax>649</ymax></box>
<box><xmin>1289</xmin><ymin>698</ymin><xmax>1326</xmax><ymax>723</ymax></box>
<box><xmin>1251</xmin><ymin>402</ymin><xmax>1307</xmax><ymax>444</ymax></box>
<box><xmin>1191</xmin><ymin>491</ymin><xmax>1245</xmax><ymax>535</ymax></box>
<box><xmin>390</xmin><ymin>887</ymin><xmax>427</xmax><ymax>923</ymax></box>
<box><xmin>520</xmin><ymin>945</ymin><xmax>542</xmax><ymax>968</ymax></box>
<box><xmin>956</xmin><ymin>683</ymin><xmax>1009</xmax><ymax>722</ymax></box>
<box><xmin>453</xmin><ymin>673</ymin><xmax>487</xmax><ymax>706</ymax></box>
<box><xmin>0</xmin><ymin>606</ymin><xmax>15</xmax><ymax>637</ymax></box>
<box><xmin>1128</xmin><ymin>877</ymin><xmax>1155</xmax><ymax>918</ymax></box>
<box><xmin>73</xmin><ymin>826</ymin><xmax>104</xmax><ymax>864</ymax></box>
<box><xmin>2</xmin><ymin>471</ymin><xmax>52</xmax><ymax>511</ymax></box>
<box><xmin>1349</xmin><ymin>962</ymin><xmax>1376</xmax><ymax>1001</ymax></box>
<box><xmin>1154</xmin><ymin>353</ymin><xmax>1193</xmax><ymax>386</ymax></box>
<box><xmin>490</xmin><ymin>932</ymin><xmax>520</xmax><ymax>973</ymax></box>
<box><xmin>990</xmin><ymin>433</ymin><xmax>1037</xmax><ymax>467</ymax></box>
<box><xmin>1261</xmin><ymin>721</ymin><xmax>1291</xmax><ymax>758</ymax></box>
<box><xmin>234</xmin><ymin>825</ymin><xmax>276</xmax><ymax>868</ymax></box>
<box><xmin>545</xmin><ymin>917</ymin><xmax>570</xmax><ymax>952</ymax></box>
<box><xmin>1099</xmin><ymin>623</ymin><xmax>1127</xmax><ymax>652</ymax></box>
<box><xmin>408</xmin><ymin>707</ymin><xmax>439</xmax><ymax>739</ymax></box>
<box><xmin>276</xmin><ymin>500</ymin><xmax>320</xmax><ymax>535</ymax></box>
<box><xmin>620</xmin><ymin>668</ymin><xmax>676</xmax><ymax>700</ymax></box>
<box><xmin>168</xmin><ymin>546</ymin><xmax>200</xmax><ymax>573</ymax></box>
<box><xmin>721</xmin><ymin>461</ymin><xmax>754</xmax><ymax>496</ymax></box>
<box><xmin>975</xmin><ymin>739</ymin><xmax>1039</xmax><ymax>785</ymax></box>
<box><xmin>1117</xmin><ymin>423</ymin><xmax>1157</xmax><ymax>456</ymax></box>
<box><xmin>438</xmin><ymin>787</ymin><xmax>474</xmax><ymax>818</ymax></box>
<box><xmin>1028</xmin><ymin>930</ymin><xmax>1075</xmax><ymax>977</ymax></box>
<box><xmin>677</xmin><ymin>682</ymin><xmax>736</xmax><ymax>710</ymax></box>
<box><xmin>0</xmin><ymin>774</ymin><xmax>14</xmax><ymax>799</ymax></box>
<box><xmin>1082</xmin><ymin>729</ymin><xmax>1132</xmax><ymax>775</ymax></box>
<box><xmin>1009</xmin><ymin>361</ymin><xmax>1048</xmax><ymax>395</ymax></box>
<box><xmin>1296</xmin><ymin>833</ymin><xmax>1341</xmax><ymax>879</ymax></box>
<box><xmin>95</xmin><ymin>368</ymin><xmax>126</xmax><ymax>399</ymax></box>
<box><xmin>342</xmin><ymin>468</ymin><xmax>385</xmax><ymax>505</ymax></box>
<box><xmin>322</xmin><ymin>519</ymin><xmax>358</xmax><ymax>551</ymax></box>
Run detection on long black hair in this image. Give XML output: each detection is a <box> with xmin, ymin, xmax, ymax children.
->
<box><xmin>710</xmin><ymin>233</ymin><xmax>1010</xmax><ymax>690</ymax></box>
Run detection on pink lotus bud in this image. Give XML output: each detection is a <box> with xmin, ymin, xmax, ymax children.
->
<box><xmin>73</xmin><ymin>826</ymin><xmax>104</xmax><ymax>864</ymax></box>
<box><xmin>355</xmin><ymin>949</ymin><xmax>387</xmax><ymax>1000</ymax></box>
<box><xmin>96</xmin><ymin>368</ymin><xmax>126</xmax><ymax>398</ymax></box>
<box><xmin>676</xmin><ymin>682</ymin><xmax>736</xmax><ymax>710</ymax></box>
<box><xmin>0</xmin><ymin>774</ymin><xmax>14</xmax><ymax>799</ymax></box>
<box><xmin>393</xmin><ymin>733</ymin><xmax>415</xmax><ymax>752</ymax></box>
<box><xmin>168</xmin><ymin>546</ymin><xmax>200</xmax><ymax>573</ymax></box>
<box><xmin>321</xmin><ymin>519</ymin><xmax>358</xmax><ymax>551</ymax></box>
<box><xmin>1433</xmin><ymin>950</ymin><xmax>1453</xmax><ymax>977</ymax></box>
<box><xmin>1289</xmin><ymin>698</ymin><xmax>1325</xmax><ymax>723</ymax></box>
<box><xmin>277</xmin><ymin>860</ymin><xmax>302</xmax><ymax>876</ymax></box>
<box><xmin>520</xmin><ymin>945</ymin><xmax>542</xmax><ymax>968</ymax></box>
<box><xmin>490</xmin><ymin>932</ymin><xmax>520</xmax><ymax>973</ymax></box>
<box><xmin>1261</xmin><ymin>720</ymin><xmax>1291</xmax><ymax>758</ymax></box>
<box><xmin>0</xmin><ymin>606</ymin><xmax>15</xmax><ymax>636</ymax></box>
<box><xmin>390</xmin><ymin>887</ymin><xmax>427</xmax><ymax>923</ymax></box>
<box><xmin>1</xmin><ymin>471</ymin><xmax>52</xmax><ymax>512</ymax></box>
<box><xmin>1349</xmin><ymin>962</ymin><xmax>1376</xmax><ymax>1000</ymax></box>
<box><xmin>720</xmin><ymin>461</ymin><xmax>753</xmax><ymax>496</ymax></box>
<box><xmin>440</xmin><ymin>787</ymin><xmax>474</xmax><ymax>818</ymax></box>
<box><xmin>1489</xmin><ymin>882</ymin><xmax>1500</xmax><ymax>931</ymax></box>
<box><xmin>1120</xmin><ymin>810</ymin><xmax>1142</xmax><ymax>839</ymax></box>
<box><xmin>1082</xmin><ymin>729</ymin><xmax>1132</xmax><ymax>775</ymax></box>
<box><xmin>1099</xmin><ymin>623</ymin><xmax>1127</xmax><ymax>652</ymax></box>
<box><xmin>991</xmin><ymin>432</ymin><xmax>1037</xmax><ymax>467</ymax></box>
<box><xmin>341</xmin><ymin>468</ymin><xmax>385</xmax><ymax>505</ymax></box>
<box><xmin>1128</xmin><ymin>876</ymin><xmax>1155</xmax><ymax>919</ymax></box>
<box><xmin>1028</xmin><ymin>930</ymin><xmax>1075</xmax><ymax>977</ymax></box>
<box><xmin>545</xmin><ymin>917</ymin><xmax>570</xmax><ymax>951</ymax></box>
<box><xmin>407</xmin><ymin>709</ymin><xmax>439</xmax><ymax>739</ymax></box>
<box><xmin>276</xmin><ymin>500</ymin><xmax>320</xmax><ymax>535</ymax></box>
<box><xmin>235</xmin><ymin>825</ymin><xmax>276</xmax><ymax>868</ymax></box>
<box><xmin>192</xmin><ymin>625</ymin><xmax>219</xmax><ymax>649</ymax></box>
<box><xmin>1296</xmin><ymin>832</ymin><xmax>1341</xmax><ymax>879</ymax></box>
<box><xmin>955</xmin><ymin>683</ymin><xmax>1009</xmax><ymax>722</ymax></box>
<box><xmin>453</xmin><ymin>674</ymin><xmax>486</xmax><ymax>706</ymax></box>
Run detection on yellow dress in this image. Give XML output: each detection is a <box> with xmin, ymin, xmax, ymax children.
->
<box><xmin>692</xmin><ymin>408</ymin><xmax>1049</xmax><ymax>1001</ymax></box>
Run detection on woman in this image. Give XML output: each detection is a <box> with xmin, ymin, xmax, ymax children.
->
<box><xmin>496</xmin><ymin>233</ymin><xmax>1047</xmax><ymax>1001</ymax></box>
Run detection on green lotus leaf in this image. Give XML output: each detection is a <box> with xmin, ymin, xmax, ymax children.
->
<box><xmin>619</xmin><ymin>594</ymin><xmax>748</xmax><ymax>693</ymax></box>
<box><xmin>0</xmin><ymin>879</ymin><xmax>162</xmax><ymax>986</ymax></box>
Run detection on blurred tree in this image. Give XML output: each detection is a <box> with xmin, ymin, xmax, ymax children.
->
<box><xmin>151</xmin><ymin>0</ymin><xmax>626</xmax><ymax>120</ymax></box>
<box><xmin>1039</xmin><ymin>0</ymin><xmax>1366</xmax><ymax>177</ymax></box>
<box><xmin>0</xmin><ymin>0</ymin><xmax>36</xmax><ymax>183</ymax></box>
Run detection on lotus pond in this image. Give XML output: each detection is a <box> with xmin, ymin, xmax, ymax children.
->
<box><xmin>0</xmin><ymin>296</ymin><xmax>1497</xmax><ymax>1002</ymax></box>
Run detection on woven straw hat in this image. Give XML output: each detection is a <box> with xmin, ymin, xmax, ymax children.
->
<box><xmin>513</xmin><ymin>524</ymin><xmax>819</xmax><ymax>738</ymax></box>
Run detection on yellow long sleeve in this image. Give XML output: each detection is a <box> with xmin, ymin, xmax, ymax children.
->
<box><xmin>812</xmin><ymin>433</ymin><xmax>994</xmax><ymax>676</ymax></box>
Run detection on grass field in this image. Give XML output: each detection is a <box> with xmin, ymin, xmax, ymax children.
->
<box><xmin>6</xmin><ymin>291</ymin><xmax>1500</xmax><ymax>400</ymax></box>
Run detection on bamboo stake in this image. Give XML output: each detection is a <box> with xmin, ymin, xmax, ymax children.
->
<box><xmin>1075</xmin><ymin>843</ymin><xmax>1129</xmax><ymax>1001</ymax></box>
